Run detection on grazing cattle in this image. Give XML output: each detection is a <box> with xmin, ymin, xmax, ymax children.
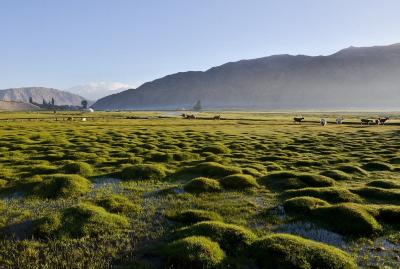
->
<box><xmin>293</xmin><ymin>117</ymin><xmax>304</xmax><ymax>124</ymax></box>
<box><xmin>67</xmin><ymin>117</ymin><xmax>73</xmax><ymax>121</ymax></box>
<box><xmin>181</xmin><ymin>113</ymin><xmax>196</xmax><ymax>119</ymax></box>
<box><xmin>361</xmin><ymin>118</ymin><xmax>374</xmax><ymax>125</ymax></box>
<box><xmin>377</xmin><ymin>117</ymin><xmax>389</xmax><ymax>125</ymax></box>
<box><xmin>213</xmin><ymin>115</ymin><xmax>221</xmax><ymax>120</ymax></box>
<box><xmin>183</xmin><ymin>114</ymin><xmax>196</xmax><ymax>119</ymax></box>
<box><xmin>82</xmin><ymin>118</ymin><xmax>87</xmax><ymax>122</ymax></box>
<box><xmin>320</xmin><ymin>118</ymin><xmax>327</xmax><ymax>126</ymax></box>
<box><xmin>336</xmin><ymin>117</ymin><xmax>343</xmax><ymax>124</ymax></box>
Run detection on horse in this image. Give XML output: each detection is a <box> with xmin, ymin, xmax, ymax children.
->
<box><xmin>361</xmin><ymin>118</ymin><xmax>374</xmax><ymax>125</ymax></box>
<box><xmin>377</xmin><ymin>117</ymin><xmax>389</xmax><ymax>125</ymax></box>
<box><xmin>293</xmin><ymin>117</ymin><xmax>304</xmax><ymax>124</ymax></box>
<box><xmin>186</xmin><ymin>114</ymin><xmax>196</xmax><ymax>120</ymax></box>
<box><xmin>320</xmin><ymin>118</ymin><xmax>327</xmax><ymax>126</ymax></box>
<box><xmin>213</xmin><ymin>115</ymin><xmax>221</xmax><ymax>120</ymax></box>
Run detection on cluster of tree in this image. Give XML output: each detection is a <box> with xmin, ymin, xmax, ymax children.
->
<box><xmin>28</xmin><ymin>97</ymin><xmax>89</xmax><ymax>110</ymax></box>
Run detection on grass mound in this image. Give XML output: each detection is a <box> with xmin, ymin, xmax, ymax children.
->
<box><xmin>164</xmin><ymin>236</ymin><xmax>225</xmax><ymax>269</ymax></box>
<box><xmin>377</xmin><ymin>206</ymin><xmax>400</xmax><ymax>224</ymax></box>
<box><xmin>321</xmin><ymin>170</ymin><xmax>352</xmax><ymax>181</ymax></box>
<box><xmin>29</xmin><ymin>164</ymin><xmax>58</xmax><ymax>175</ymax></box>
<box><xmin>351</xmin><ymin>187</ymin><xmax>400</xmax><ymax>203</ymax></box>
<box><xmin>284</xmin><ymin>187</ymin><xmax>362</xmax><ymax>203</ymax></box>
<box><xmin>167</xmin><ymin>210</ymin><xmax>223</xmax><ymax>224</ymax></box>
<box><xmin>184</xmin><ymin>177</ymin><xmax>222</xmax><ymax>193</ymax></box>
<box><xmin>34</xmin><ymin>203</ymin><xmax>129</xmax><ymax>238</ymax></box>
<box><xmin>178</xmin><ymin>162</ymin><xmax>241</xmax><ymax>178</ymax></box>
<box><xmin>219</xmin><ymin>174</ymin><xmax>259</xmax><ymax>189</ymax></box>
<box><xmin>250</xmin><ymin>233</ymin><xmax>357</xmax><ymax>269</ymax></box>
<box><xmin>62</xmin><ymin>162</ymin><xmax>93</xmax><ymax>177</ymax></box>
<box><xmin>175</xmin><ymin>221</ymin><xmax>256</xmax><ymax>255</ymax></box>
<box><xmin>260</xmin><ymin>171</ymin><xmax>335</xmax><ymax>191</ymax></box>
<box><xmin>119</xmin><ymin>164</ymin><xmax>166</xmax><ymax>181</ymax></box>
<box><xmin>363</xmin><ymin>161</ymin><xmax>394</xmax><ymax>171</ymax></box>
<box><xmin>337</xmin><ymin>165</ymin><xmax>368</xmax><ymax>175</ymax></box>
<box><xmin>366</xmin><ymin>180</ymin><xmax>400</xmax><ymax>189</ymax></box>
<box><xmin>283</xmin><ymin>196</ymin><xmax>330</xmax><ymax>215</ymax></box>
<box><xmin>202</xmin><ymin>144</ymin><xmax>231</xmax><ymax>154</ymax></box>
<box><xmin>147</xmin><ymin>152</ymin><xmax>174</xmax><ymax>162</ymax></box>
<box><xmin>34</xmin><ymin>174</ymin><xmax>91</xmax><ymax>199</ymax></box>
<box><xmin>311</xmin><ymin>203</ymin><xmax>382</xmax><ymax>236</ymax></box>
<box><xmin>96</xmin><ymin>194</ymin><xmax>141</xmax><ymax>214</ymax></box>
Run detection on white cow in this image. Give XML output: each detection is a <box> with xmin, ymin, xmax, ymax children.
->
<box><xmin>336</xmin><ymin>117</ymin><xmax>343</xmax><ymax>124</ymax></box>
<box><xmin>320</xmin><ymin>118</ymin><xmax>327</xmax><ymax>126</ymax></box>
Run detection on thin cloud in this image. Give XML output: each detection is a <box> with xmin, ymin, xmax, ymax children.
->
<box><xmin>68</xmin><ymin>82</ymin><xmax>135</xmax><ymax>100</ymax></box>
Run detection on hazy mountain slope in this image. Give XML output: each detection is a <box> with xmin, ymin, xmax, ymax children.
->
<box><xmin>93</xmin><ymin>43</ymin><xmax>400</xmax><ymax>110</ymax></box>
<box><xmin>0</xmin><ymin>100</ymin><xmax>40</xmax><ymax>111</ymax></box>
<box><xmin>0</xmin><ymin>87</ymin><xmax>87</xmax><ymax>106</ymax></box>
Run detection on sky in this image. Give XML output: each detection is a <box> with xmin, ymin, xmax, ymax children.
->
<box><xmin>1</xmin><ymin>0</ymin><xmax>400</xmax><ymax>99</ymax></box>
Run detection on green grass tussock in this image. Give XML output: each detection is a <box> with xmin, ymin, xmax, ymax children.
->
<box><xmin>119</xmin><ymin>164</ymin><xmax>166</xmax><ymax>181</ymax></box>
<box><xmin>202</xmin><ymin>144</ymin><xmax>231</xmax><ymax>154</ymax></box>
<box><xmin>351</xmin><ymin>187</ymin><xmax>400</xmax><ymax>204</ymax></box>
<box><xmin>178</xmin><ymin>162</ymin><xmax>241</xmax><ymax>178</ymax></box>
<box><xmin>184</xmin><ymin>177</ymin><xmax>222</xmax><ymax>193</ymax></box>
<box><xmin>219</xmin><ymin>174</ymin><xmax>259</xmax><ymax>189</ymax></box>
<box><xmin>284</xmin><ymin>187</ymin><xmax>362</xmax><ymax>203</ymax></box>
<box><xmin>164</xmin><ymin>236</ymin><xmax>225</xmax><ymax>269</ymax></box>
<box><xmin>321</xmin><ymin>170</ymin><xmax>352</xmax><ymax>181</ymax></box>
<box><xmin>366</xmin><ymin>180</ymin><xmax>400</xmax><ymax>189</ymax></box>
<box><xmin>167</xmin><ymin>209</ymin><xmax>223</xmax><ymax>224</ymax></box>
<box><xmin>62</xmin><ymin>161</ymin><xmax>93</xmax><ymax>177</ymax></box>
<box><xmin>34</xmin><ymin>174</ymin><xmax>91</xmax><ymax>199</ymax></box>
<box><xmin>250</xmin><ymin>233</ymin><xmax>357</xmax><ymax>269</ymax></box>
<box><xmin>337</xmin><ymin>165</ymin><xmax>368</xmax><ymax>175</ymax></box>
<box><xmin>175</xmin><ymin>221</ymin><xmax>256</xmax><ymax>255</ymax></box>
<box><xmin>363</xmin><ymin>161</ymin><xmax>394</xmax><ymax>171</ymax></box>
<box><xmin>283</xmin><ymin>196</ymin><xmax>330</xmax><ymax>215</ymax></box>
<box><xmin>96</xmin><ymin>194</ymin><xmax>141</xmax><ymax>214</ymax></box>
<box><xmin>377</xmin><ymin>206</ymin><xmax>400</xmax><ymax>224</ymax></box>
<box><xmin>34</xmin><ymin>203</ymin><xmax>129</xmax><ymax>238</ymax></box>
<box><xmin>311</xmin><ymin>203</ymin><xmax>382</xmax><ymax>236</ymax></box>
<box><xmin>260</xmin><ymin>171</ymin><xmax>335</xmax><ymax>191</ymax></box>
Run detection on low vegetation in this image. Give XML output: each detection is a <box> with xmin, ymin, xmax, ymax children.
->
<box><xmin>163</xmin><ymin>236</ymin><xmax>226</xmax><ymax>269</ymax></box>
<box><xmin>219</xmin><ymin>174</ymin><xmax>259</xmax><ymax>189</ymax></box>
<box><xmin>166</xmin><ymin>209</ymin><xmax>223</xmax><ymax>224</ymax></box>
<box><xmin>118</xmin><ymin>164</ymin><xmax>166</xmax><ymax>181</ymax></box>
<box><xmin>34</xmin><ymin>203</ymin><xmax>130</xmax><ymax>238</ymax></box>
<box><xmin>284</xmin><ymin>187</ymin><xmax>362</xmax><ymax>203</ymax></box>
<box><xmin>174</xmin><ymin>221</ymin><xmax>256</xmax><ymax>255</ymax></box>
<box><xmin>250</xmin><ymin>233</ymin><xmax>358</xmax><ymax>269</ymax></box>
<box><xmin>0</xmin><ymin>111</ymin><xmax>399</xmax><ymax>268</ymax></box>
<box><xmin>183</xmin><ymin>177</ymin><xmax>222</xmax><ymax>193</ymax></box>
<box><xmin>34</xmin><ymin>174</ymin><xmax>91</xmax><ymax>198</ymax></box>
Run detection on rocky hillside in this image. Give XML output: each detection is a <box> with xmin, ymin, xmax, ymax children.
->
<box><xmin>0</xmin><ymin>100</ymin><xmax>40</xmax><ymax>111</ymax></box>
<box><xmin>0</xmin><ymin>87</ymin><xmax>87</xmax><ymax>106</ymax></box>
<box><xmin>93</xmin><ymin>43</ymin><xmax>400</xmax><ymax>110</ymax></box>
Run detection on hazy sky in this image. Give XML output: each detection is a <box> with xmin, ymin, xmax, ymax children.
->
<box><xmin>1</xmin><ymin>0</ymin><xmax>400</xmax><ymax>98</ymax></box>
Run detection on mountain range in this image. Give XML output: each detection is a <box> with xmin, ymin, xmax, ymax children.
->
<box><xmin>93</xmin><ymin>43</ymin><xmax>400</xmax><ymax>111</ymax></box>
<box><xmin>0</xmin><ymin>87</ymin><xmax>87</xmax><ymax>106</ymax></box>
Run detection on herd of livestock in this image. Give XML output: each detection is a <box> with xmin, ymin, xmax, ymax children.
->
<box><xmin>294</xmin><ymin>116</ymin><xmax>389</xmax><ymax>126</ymax></box>
<box><xmin>181</xmin><ymin>113</ymin><xmax>390</xmax><ymax>126</ymax></box>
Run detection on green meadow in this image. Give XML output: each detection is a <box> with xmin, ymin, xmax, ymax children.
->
<box><xmin>0</xmin><ymin>111</ymin><xmax>399</xmax><ymax>268</ymax></box>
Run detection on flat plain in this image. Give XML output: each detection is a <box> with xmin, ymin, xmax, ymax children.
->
<box><xmin>0</xmin><ymin>111</ymin><xmax>399</xmax><ymax>268</ymax></box>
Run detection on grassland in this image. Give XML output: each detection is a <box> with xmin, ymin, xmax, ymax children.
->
<box><xmin>0</xmin><ymin>111</ymin><xmax>399</xmax><ymax>268</ymax></box>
